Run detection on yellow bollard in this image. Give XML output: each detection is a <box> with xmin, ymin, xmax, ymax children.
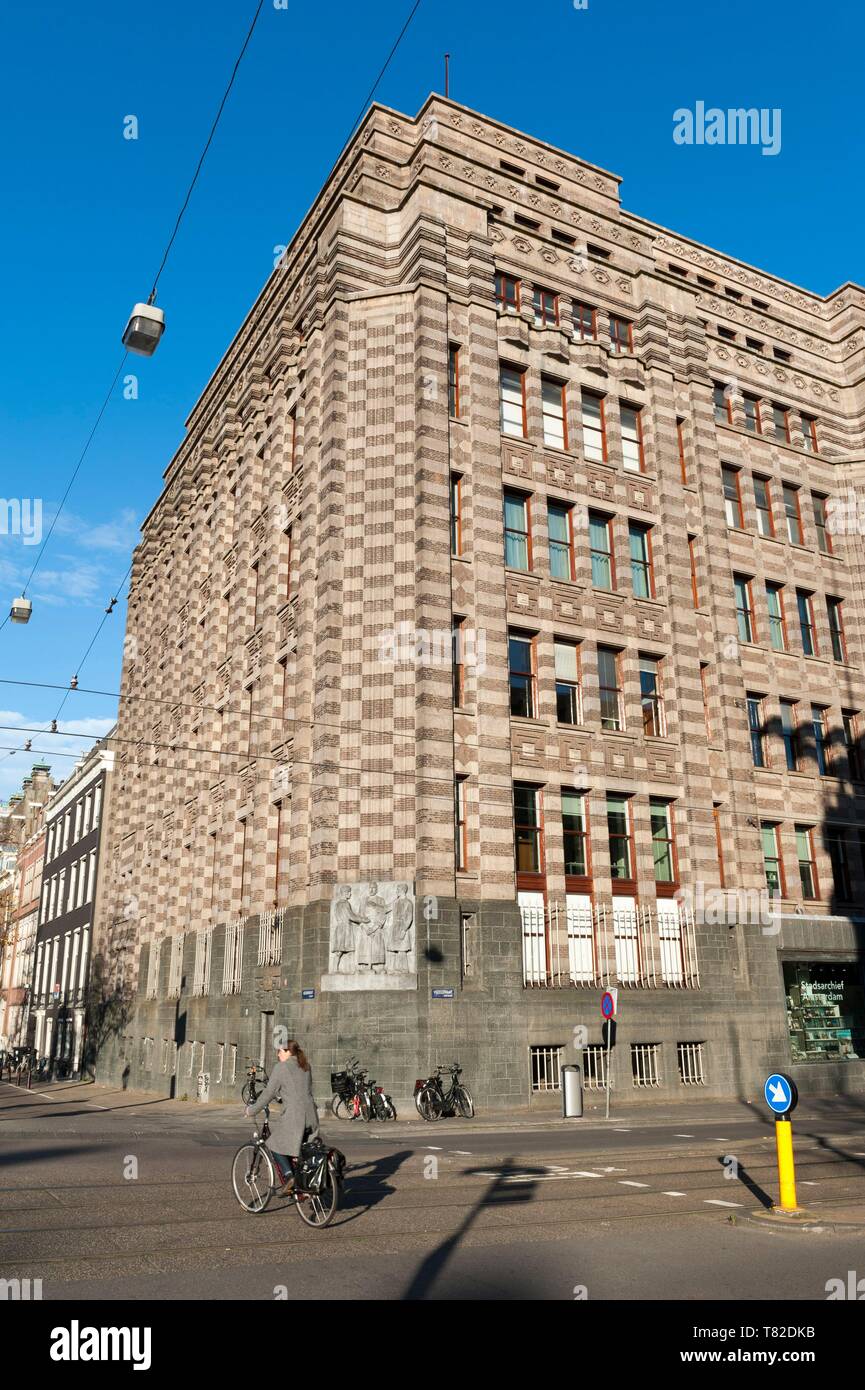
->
<box><xmin>775</xmin><ymin>1117</ymin><xmax>799</xmax><ymax>1212</ymax></box>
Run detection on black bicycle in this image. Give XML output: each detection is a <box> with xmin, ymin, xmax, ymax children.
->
<box><xmin>241</xmin><ymin>1059</ymin><xmax>269</xmax><ymax>1106</ymax></box>
<box><xmin>414</xmin><ymin>1063</ymin><xmax>474</xmax><ymax>1121</ymax></box>
<box><xmin>231</xmin><ymin>1107</ymin><xmax>345</xmax><ymax>1227</ymax></box>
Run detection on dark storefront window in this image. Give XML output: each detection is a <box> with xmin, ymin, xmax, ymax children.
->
<box><xmin>784</xmin><ymin>961</ymin><xmax>865</xmax><ymax>1062</ymax></box>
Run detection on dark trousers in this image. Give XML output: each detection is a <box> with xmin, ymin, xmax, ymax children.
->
<box><xmin>271</xmin><ymin>1151</ymin><xmax>296</xmax><ymax>1181</ymax></box>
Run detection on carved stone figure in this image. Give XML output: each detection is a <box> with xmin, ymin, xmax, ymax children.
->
<box><xmin>330</xmin><ymin>884</ymin><xmax>364</xmax><ymax>973</ymax></box>
<box><xmin>386</xmin><ymin>883</ymin><xmax>414</xmax><ymax>973</ymax></box>
<box><xmin>323</xmin><ymin>881</ymin><xmax>417</xmax><ymax>992</ymax></box>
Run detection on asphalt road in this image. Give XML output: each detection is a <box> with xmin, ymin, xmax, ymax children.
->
<box><xmin>3</xmin><ymin>1082</ymin><xmax>865</xmax><ymax>1300</ymax></box>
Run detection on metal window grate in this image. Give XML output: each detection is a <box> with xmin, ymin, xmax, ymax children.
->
<box><xmin>583</xmin><ymin>1044</ymin><xmax>608</xmax><ymax>1090</ymax></box>
<box><xmin>228</xmin><ymin>1043</ymin><xmax>238</xmax><ymax>1086</ymax></box>
<box><xmin>160</xmin><ymin>1039</ymin><xmax>170</xmax><ymax>1074</ymax></box>
<box><xmin>222</xmin><ymin>919</ymin><xmax>244</xmax><ymax>995</ymax></box>
<box><xmin>216</xmin><ymin>1043</ymin><xmax>225</xmax><ymax>1084</ymax></box>
<box><xmin>192</xmin><ymin>928</ymin><xmax>212</xmax><ymax>997</ymax></box>
<box><xmin>145</xmin><ymin>941</ymin><xmax>161</xmax><ymax>1000</ymax></box>
<box><xmin>677</xmin><ymin>1041</ymin><xmax>706</xmax><ymax>1085</ymax></box>
<box><xmin>530</xmin><ymin>1044</ymin><xmax>564</xmax><ymax>1092</ymax></box>
<box><xmin>631</xmin><ymin>1043</ymin><xmax>661</xmax><ymax>1087</ymax></box>
<box><xmin>167</xmin><ymin>933</ymin><xmax>185</xmax><ymax>999</ymax></box>
<box><xmin>257</xmin><ymin>910</ymin><xmax>282</xmax><ymax>967</ymax></box>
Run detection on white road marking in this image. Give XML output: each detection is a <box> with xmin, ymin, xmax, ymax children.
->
<box><xmin>600</xmin><ymin>1166</ymin><xmax>627</xmax><ymax>1173</ymax></box>
<box><xmin>663</xmin><ymin>1191</ymin><xmax>687</xmax><ymax>1197</ymax></box>
<box><xmin>613</xmin><ymin>1128</ymin><xmax>631</xmax><ymax>1132</ymax></box>
<box><xmin>571</xmin><ymin>1170</ymin><xmax>605</xmax><ymax>1178</ymax></box>
<box><xmin>451</xmin><ymin>1150</ymin><xmax>472</xmax><ymax>1155</ymax></box>
<box><xmin>674</xmin><ymin>1134</ymin><xmax>695</xmax><ymax>1138</ymax></box>
<box><xmin>426</xmin><ymin>1146</ymin><xmax>442</xmax><ymax>1151</ymax></box>
<box><xmin>704</xmin><ymin>1199</ymin><xmax>743</xmax><ymax>1208</ymax></box>
<box><xmin>619</xmin><ymin>1180</ymin><xmax>650</xmax><ymax>1188</ymax></box>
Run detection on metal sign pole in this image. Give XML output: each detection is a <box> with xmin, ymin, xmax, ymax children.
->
<box><xmin>605</xmin><ymin>1023</ymin><xmax>612</xmax><ymax>1120</ymax></box>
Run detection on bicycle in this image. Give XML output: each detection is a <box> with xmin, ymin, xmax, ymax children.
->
<box><xmin>414</xmin><ymin>1063</ymin><xmax>474</xmax><ymax>1121</ymax></box>
<box><xmin>231</xmin><ymin>1107</ymin><xmax>345</xmax><ymax>1228</ymax></box>
<box><xmin>331</xmin><ymin>1058</ymin><xmax>371</xmax><ymax>1121</ymax></box>
<box><xmin>241</xmin><ymin>1059</ymin><xmax>269</xmax><ymax>1106</ymax></box>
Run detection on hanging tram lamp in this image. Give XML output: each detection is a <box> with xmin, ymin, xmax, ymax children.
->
<box><xmin>9</xmin><ymin>596</ymin><xmax>32</xmax><ymax>624</ymax></box>
<box><xmin>122</xmin><ymin>301</ymin><xmax>166</xmax><ymax>356</ymax></box>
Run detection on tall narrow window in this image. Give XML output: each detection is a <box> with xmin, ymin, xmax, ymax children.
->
<box><xmin>589</xmin><ymin>511</ymin><xmax>615</xmax><ymax>590</ymax></box>
<box><xmin>766</xmin><ymin>582</ymin><xmax>788</xmax><ymax>651</ymax></box>
<box><xmin>562</xmin><ymin>791</ymin><xmax>589</xmax><ymax>879</ymax></box>
<box><xmin>753</xmin><ymin>476</ymin><xmax>775</xmax><ymax>537</ymax></box>
<box><xmin>782</xmin><ymin>484</ymin><xmax>804</xmax><ymax>544</ymax></box>
<box><xmin>650</xmin><ymin>799</ymin><xmax>677</xmax><ymax>885</ymax></box>
<box><xmin>843</xmin><ymin>711</ymin><xmax>863</xmax><ymax>781</ymax></box>
<box><xmin>598</xmin><ymin>647</ymin><xmax>624</xmax><ymax>731</ymax></box>
<box><xmin>700</xmin><ymin>663</ymin><xmax>712</xmax><ymax>741</ymax></box>
<box><xmin>713</xmin><ymin>805</ymin><xmax>726</xmax><ymax>887</ymax></box>
<box><xmin>533</xmin><ymin>286</ymin><xmax>559</xmax><ymax>327</ymax></box>
<box><xmin>748</xmin><ymin>694</ymin><xmax>766</xmax><ymax>768</ymax></box>
<box><xmin>772</xmin><ymin>403</ymin><xmax>792</xmax><ymax>443</ymax></box>
<box><xmin>812</xmin><ymin>493</ymin><xmax>832</xmax><ymax>554</ymax></box>
<box><xmin>555</xmin><ymin>640</ymin><xmax>582</xmax><ymax>725</ymax></box>
<box><xmin>620</xmin><ymin>404</ymin><xmax>644</xmax><ymax>473</ymax></box>
<box><xmin>609</xmin><ymin>316</ymin><xmax>633</xmax><ymax>354</ymax></box>
<box><xmin>495</xmin><ymin>272</ymin><xmax>520</xmax><ymax>312</ymax></box>
<box><xmin>796</xmin><ymin>590</ymin><xmax>817</xmax><ymax>657</ymax></box>
<box><xmin>454</xmin><ymin>777</ymin><xmax>468</xmax><ymax>872</ymax></box>
<box><xmin>780</xmin><ymin>699</ymin><xmax>799</xmax><ymax>771</ymax></box>
<box><xmin>289</xmin><ymin>409</ymin><xmax>297</xmax><ymax>469</ymax></box>
<box><xmin>580</xmin><ymin>390</ymin><xmax>607</xmax><ymax>462</ymax></box>
<box><xmin>513</xmin><ymin>784</ymin><xmax>543</xmax><ymax>876</ymax></box>
<box><xmin>677</xmin><ymin>417</ymin><xmax>688</xmax><ymax>484</ymax></box>
<box><xmin>548</xmin><ymin>501</ymin><xmax>575</xmax><ymax>580</ymax></box>
<box><xmin>734</xmin><ymin>574</ymin><xmax>755</xmax><ymax>643</ymax></box>
<box><xmin>812</xmin><ymin>705</ymin><xmax>829</xmax><ymax>776</ymax></box>
<box><xmin>573</xmin><ymin>302</ymin><xmax>596</xmax><ymax>340</ymax></box>
<box><xmin>628</xmin><ymin>521</ymin><xmax>654</xmax><ymax>598</ymax></box>
<box><xmin>743</xmin><ymin>393</ymin><xmax>762</xmax><ymax>433</ymax></box>
<box><xmin>448</xmin><ymin>344</ymin><xmax>460</xmax><ymax>418</ymax></box>
<box><xmin>688</xmin><ymin>536</ymin><xmax>700</xmax><ymax>609</ymax></box>
<box><xmin>606</xmin><ymin>795</ymin><xmax>634</xmax><ymax>880</ymax></box>
<box><xmin>504</xmin><ymin>491</ymin><xmax>531</xmax><ymax>570</ymax></box>
<box><xmin>722</xmin><ymin>466</ymin><xmax>744</xmax><ymax>528</ymax></box>
<box><xmin>508</xmin><ymin>632</ymin><xmax>537</xmax><ymax>719</ymax></box>
<box><xmin>639</xmin><ymin>655</ymin><xmax>666</xmax><ymax>737</ymax></box>
<box><xmin>541</xmin><ymin>376</ymin><xmax>567</xmax><ymax>449</ymax></box>
<box><xmin>452</xmin><ymin>618</ymin><xmax>466</xmax><ymax>708</ymax></box>
<box><xmin>801</xmin><ymin>413</ymin><xmax>818</xmax><ymax>453</ymax></box>
<box><xmin>761</xmin><ymin>824</ymin><xmax>784</xmax><ymax>898</ymax></box>
<box><xmin>795</xmin><ymin>826</ymin><xmax>818</xmax><ymax>900</ymax></box>
<box><xmin>450</xmin><ymin>473</ymin><xmax>463</xmax><ymax>556</ymax></box>
<box><xmin>827</xmin><ymin>597</ymin><xmax>847</xmax><ymax>662</ymax></box>
<box><xmin>500</xmin><ymin>365</ymin><xmax>527</xmax><ymax>437</ymax></box>
<box><xmin>713</xmin><ymin>382</ymin><xmax>732</xmax><ymax>425</ymax></box>
<box><xmin>826</xmin><ymin>826</ymin><xmax>852</xmax><ymax>903</ymax></box>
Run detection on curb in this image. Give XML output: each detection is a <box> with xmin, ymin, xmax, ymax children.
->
<box><xmin>738</xmin><ymin>1206</ymin><xmax>865</xmax><ymax>1234</ymax></box>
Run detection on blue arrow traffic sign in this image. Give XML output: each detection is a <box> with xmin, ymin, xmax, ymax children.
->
<box><xmin>764</xmin><ymin>1073</ymin><xmax>798</xmax><ymax>1116</ymax></box>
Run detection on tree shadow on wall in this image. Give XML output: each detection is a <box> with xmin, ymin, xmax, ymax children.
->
<box><xmin>81</xmin><ymin>918</ymin><xmax>137</xmax><ymax>1083</ymax></box>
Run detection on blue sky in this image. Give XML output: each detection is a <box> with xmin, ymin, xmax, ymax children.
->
<box><xmin>1</xmin><ymin>0</ymin><xmax>862</xmax><ymax>800</ymax></box>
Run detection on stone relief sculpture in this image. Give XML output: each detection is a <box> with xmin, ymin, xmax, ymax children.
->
<box><xmin>323</xmin><ymin>881</ymin><xmax>416</xmax><ymax>991</ymax></box>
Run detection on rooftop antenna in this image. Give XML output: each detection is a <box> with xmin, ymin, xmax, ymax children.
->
<box><xmin>444</xmin><ymin>52</ymin><xmax>449</xmax><ymax>99</ymax></box>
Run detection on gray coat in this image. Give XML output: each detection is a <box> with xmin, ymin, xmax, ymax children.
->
<box><xmin>249</xmin><ymin>1057</ymin><xmax>320</xmax><ymax>1157</ymax></box>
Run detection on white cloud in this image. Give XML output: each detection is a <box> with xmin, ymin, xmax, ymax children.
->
<box><xmin>0</xmin><ymin>713</ymin><xmax>115</xmax><ymax>803</ymax></box>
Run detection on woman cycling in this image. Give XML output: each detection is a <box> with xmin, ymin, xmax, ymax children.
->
<box><xmin>244</xmin><ymin>1038</ymin><xmax>320</xmax><ymax>1195</ymax></box>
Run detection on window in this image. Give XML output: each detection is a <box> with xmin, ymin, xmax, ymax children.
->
<box><xmin>718</xmin><ymin>326</ymin><xmax>736</xmax><ymax>342</ymax></box>
<box><xmin>782</xmin><ymin>484</ymin><xmax>803</xmax><ymax>544</ymax></box>
<box><xmin>746</xmin><ymin>337</ymin><xmax>764</xmax><ymax>353</ymax></box>
<box><xmin>448</xmin><ymin>344</ymin><xmax>460</xmax><ymax>418</ymax></box>
<box><xmin>589</xmin><ymin>511</ymin><xmax>615</xmax><ymax>590</ymax></box>
<box><xmin>826</xmin><ymin>826</ymin><xmax>852</xmax><ymax>903</ymax></box>
<box><xmin>632</xmin><ymin>1044</ymin><xmax>661</xmax><ymax>1088</ymax></box>
<box><xmin>607</xmin><ymin>795</ymin><xmax>633</xmax><ymax>880</ymax></box>
<box><xmin>761</xmin><ymin>824</ymin><xmax>785</xmax><ymax>898</ymax></box>
<box><xmin>722</xmin><ymin>465</ymin><xmax>744</xmax><ymax>528</ymax></box>
<box><xmin>688</xmin><ymin>536</ymin><xmax>700</xmax><ymax>609</ymax></box>
<box><xmin>530</xmin><ymin>1045</ymin><xmax>563</xmax><ymax>1093</ymax></box>
<box><xmin>609</xmin><ymin>316</ymin><xmax>633</xmax><ymax>354</ymax></box>
<box><xmin>454</xmin><ymin>777</ymin><xmax>468</xmax><ymax>871</ymax></box>
<box><xmin>713</xmin><ymin>805</ymin><xmax>726</xmax><ymax>887</ymax></box>
<box><xmin>713</xmin><ymin>383</ymin><xmax>732</xmax><ymax>425</ymax></box>
<box><xmin>677</xmin><ymin>1042</ymin><xmax>706</xmax><ymax>1086</ymax></box>
<box><xmin>562</xmin><ymin>791</ymin><xmax>589</xmax><ymax>879</ymax></box>
<box><xmin>573</xmin><ymin>302</ymin><xmax>596</xmax><ymax>340</ymax></box>
<box><xmin>773</xmin><ymin>346</ymin><xmax>791</xmax><ymax>361</ymax></box>
<box><xmin>504</xmin><ymin>491</ymin><xmax>531</xmax><ymax>570</ymax></box>
<box><xmin>555</xmin><ymin>641</ymin><xmax>582</xmax><ymax>724</ymax></box>
<box><xmin>700</xmin><ymin>663</ymin><xmax>713</xmax><ymax>741</ymax></box>
<box><xmin>773</xmin><ymin>404</ymin><xmax>792</xmax><ymax>444</ymax></box>
<box><xmin>812</xmin><ymin>705</ymin><xmax>829</xmax><ymax>776</ymax></box>
<box><xmin>650</xmin><ymin>799</ymin><xmax>677</xmax><ymax>885</ymax></box>
<box><xmin>620</xmin><ymin>404</ymin><xmax>644</xmax><ymax>473</ymax></box>
<box><xmin>533</xmin><ymin>286</ymin><xmax>559</xmax><ymax>327</ymax></box>
<box><xmin>500</xmin><ymin>365</ymin><xmax>527</xmax><ymax>437</ymax></box>
<box><xmin>628</xmin><ymin>522</ymin><xmax>654</xmax><ymax>598</ymax></box>
<box><xmin>450</xmin><ymin>473</ymin><xmax>463</xmax><ymax>556</ymax></box>
<box><xmin>734</xmin><ymin>575</ymin><xmax>755</xmax><ymax>643</ymax></box>
<box><xmin>639</xmin><ymin>655</ymin><xmax>666</xmax><ymax>737</ymax></box>
<box><xmin>677</xmin><ymin>418</ymin><xmax>687</xmax><ymax>484</ymax></box>
<box><xmin>452</xmin><ymin>618</ymin><xmax>466</xmax><ymax>708</ymax></box>
<box><xmin>797</xmin><ymin>590</ymin><xmax>817</xmax><ymax>657</ymax></box>
<box><xmin>548</xmin><ymin>501</ymin><xmax>575</xmax><ymax>580</ymax></box>
<box><xmin>795</xmin><ymin>827</ymin><xmax>818</xmax><ymax>900</ymax></box>
<box><xmin>801</xmin><ymin>414</ymin><xmax>818</xmax><ymax>453</ymax></box>
<box><xmin>827</xmin><ymin>597</ymin><xmax>847</xmax><ymax>662</ymax></box>
<box><xmin>513</xmin><ymin>784</ymin><xmax>543</xmax><ymax>875</ymax></box>
<box><xmin>541</xmin><ymin>376</ymin><xmax>567</xmax><ymax>449</ymax></box>
<box><xmin>843</xmin><ymin>711</ymin><xmax>863</xmax><ymax>781</ymax></box>
<box><xmin>812</xmin><ymin>493</ymin><xmax>832</xmax><ymax>554</ymax></box>
<box><xmin>766</xmin><ymin>582</ymin><xmax>788</xmax><ymax>651</ymax></box>
<box><xmin>598</xmin><ymin>647</ymin><xmax>624</xmax><ymax>731</ymax></box>
<box><xmin>780</xmin><ymin>699</ymin><xmax>799</xmax><ymax>771</ymax></box>
<box><xmin>753</xmin><ymin>476</ymin><xmax>774</xmax><ymax>537</ymax></box>
<box><xmin>580</xmin><ymin>390</ymin><xmax>607</xmax><ymax>462</ymax></box>
<box><xmin>495</xmin><ymin>271</ymin><xmax>520</xmax><ymax>312</ymax></box>
<box><xmin>743</xmin><ymin>394</ymin><xmax>762</xmax><ymax>433</ymax></box>
<box><xmin>508</xmin><ymin>632</ymin><xmax>537</xmax><ymax>719</ymax></box>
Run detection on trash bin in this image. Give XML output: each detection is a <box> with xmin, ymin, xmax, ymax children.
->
<box><xmin>562</xmin><ymin>1063</ymin><xmax>583</xmax><ymax>1119</ymax></box>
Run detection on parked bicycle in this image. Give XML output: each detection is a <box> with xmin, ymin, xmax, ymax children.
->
<box><xmin>414</xmin><ymin>1063</ymin><xmax>474</xmax><ymax>1121</ymax></box>
<box><xmin>330</xmin><ymin>1057</ymin><xmax>396</xmax><ymax>1121</ymax></box>
<box><xmin>241</xmin><ymin>1059</ymin><xmax>269</xmax><ymax>1106</ymax></box>
<box><xmin>231</xmin><ymin>1106</ymin><xmax>345</xmax><ymax>1227</ymax></box>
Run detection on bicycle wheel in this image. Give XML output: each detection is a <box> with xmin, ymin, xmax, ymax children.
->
<box><xmin>231</xmin><ymin>1144</ymin><xmax>275</xmax><ymax>1213</ymax></box>
<box><xmin>357</xmin><ymin>1092</ymin><xmax>372</xmax><ymax>1122</ymax></box>
<box><xmin>455</xmin><ymin>1085</ymin><xmax>474</xmax><ymax>1119</ymax></box>
<box><xmin>416</xmin><ymin>1085</ymin><xmax>443</xmax><ymax>1121</ymax></box>
<box><xmin>296</xmin><ymin>1162</ymin><xmax>340</xmax><ymax>1228</ymax></box>
<box><xmin>333</xmin><ymin>1096</ymin><xmax>355</xmax><ymax>1120</ymax></box>
<box><xmin>383</xmin><ymin>1098</ymin><xmax>397</xmax><ymax>1121</ymax></box>
<box><xmin>241</xmin><ymin>1081</ymin><xmax>255</xmax><ymax>1105</ymax></box>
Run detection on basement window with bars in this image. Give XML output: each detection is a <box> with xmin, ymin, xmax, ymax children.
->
<box><xmin>582</xmin><ymin>1044</ymin><xmax>608</xmax><ymax>1091</ymax></box>
<box><xmin>229</xmin><ymin>1044</ymin><xmax>238</xmax><ymax>1086</ymax></box>
<box><xmin>530</xmin><ymin>1044</ymin><xmax>564</xmax><ymax>1092</ymax></box>
<box><xmin>677</xmin><ymin>1042</ymin><xmax>706</xmax><ymax>1085</ymax></box>
<box><xmin>145</xmin><ymin>941</ymin><xmax>161</xmax><ymax>1000</ymax></box>
<box><xmin>631</xmin><ymin>1043</ymin><xmax>661</xmax><ymax>1088</ymax></box>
